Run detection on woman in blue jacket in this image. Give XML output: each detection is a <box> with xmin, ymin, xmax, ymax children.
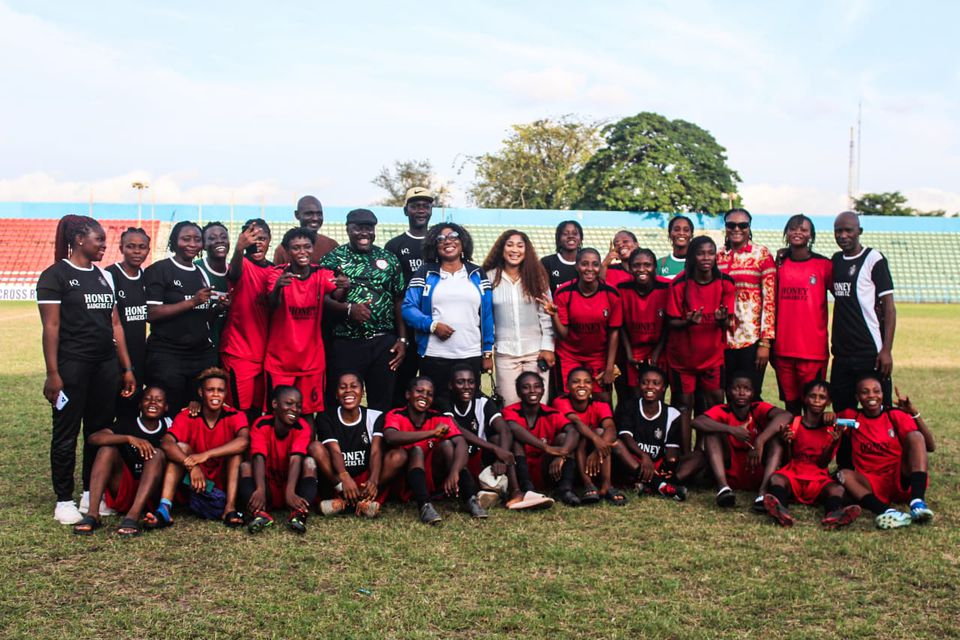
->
<box><xmin>403</xmin><ymin>223</ymin><xmax>494</xmax><ymax>405</ymax></box>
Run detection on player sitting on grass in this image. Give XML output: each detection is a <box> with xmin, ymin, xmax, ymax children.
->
<box><xmin>613</xmin><ymin>364</ymin><xmax>700</xmax><ymax>501</ymax></box>
<box><xmin>502</xmin><ymin>372</ymin><xmax>580</xmax><ymax>506</ymax></box>
<box><xmin>553</xmin><ymin>367</ymin><xmax>626</xmax><ymax>506</ymax></box>
<box><xmin>762</xmin><ymin>380</ymin><xmax>861</xmax><ymax>529</ymax></box>
<box><xmin>157</xmin><ymin>367</ymin><xmax>249</xmax><ymax>527</ymax></box>
<box><xmin>73</xmin><ymin>385</ymin><xmax>171</xmax><ymax>536</ymax></box>
<box><xmin>310</xmin><ymin>372</ymin><xmax>407</xmax><ymax>518</ymax></box>
<box><xmin>693</xmin><ymin>372</ymin><xmax>790</xmax><ymax>511</ymax></box>
<box><xmin>383</xmin><ymin>376</ymin><xmax>488</xmax><ymax>524</ymax></box>
<box><xmin>239</xmin><ymin>385</ymin><xmax>318</xmax><ymax>534</ymax></box>
<box><xmin>836</xmin><ymin>376</ymin><xmax>935</xmax><ymax>530</ymax></box>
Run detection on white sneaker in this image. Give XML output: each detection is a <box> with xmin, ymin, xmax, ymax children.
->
<box><xmin>54</xmin><ymin>501</ymin><xmax>83</xmax><ymax>525</ymax></box>
<box><xmin>79</xmin><ymin>492</ymin><xmax>116</xmax><ymax>516</ymax></box>
<box><xmin>79</xmin><ymin>491</ymin><xmax>90</xmax><ymax>513</ymax></box>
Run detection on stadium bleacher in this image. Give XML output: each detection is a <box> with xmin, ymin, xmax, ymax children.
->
<box><xmin>1</xmin><ymin>217</ymin><xmax>957</xmax><ymax>303</ymax></box>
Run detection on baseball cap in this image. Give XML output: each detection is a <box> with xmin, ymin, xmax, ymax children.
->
<box><xmin>404</xmin><ymin>187</ymin><xmax>435</xmax><ymax>206</ymax></box>
<box><xmin>346</xmin><ymin>208</ymin><xmax>378</xmax><ymax>225</ymax></box>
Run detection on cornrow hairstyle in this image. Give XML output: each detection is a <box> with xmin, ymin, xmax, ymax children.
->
<box><xmin>54</xmin><ymin>214</ymin><xmax>101</xmax><ymax>261</ymax></box>
<box><xmin>271</xmin><ymin>384</ymin><xmax>302</xmax><ymax>402</ymax></box>
<box><xmin>167</xmin><ymin>221</ymin><xmax>202</xmax><ymax>254</ymax></box>
<box><xmin>555</xmin><ymin>220</ymin><xmax>584</xmax><ymax>252</ymax></box>
<box><xmin>782</xmin><ymin>214</ymin><xmax>816</xmax><ymax>260</ymax></box>
<box><xmin>723</xmin><ymin>208</ymin><xmax>753</xmax><ymax>248</ymax></box>
<box><xmin>120</xmin><ymin>226</ymin><xmax>151</xmax><ymax>245</ymax></box>
<box><xmin>515</xmin><ymin>370</ymin><xmax>543</xmax><ymax>396</ymax></box>
<box><xmin>282</xmin><ymin>227</ymin><xmax>317</xmax><ymax>250</ymax></box>
<box><xmin>667</xmin><ymin>215</ymin><xmax>694</xmax><ymax>234</ymax></box>
<box><xmin>243</xmin><ymin>218</ymin><xmax>272</xmax><ymax>238</ymax></box>
<box><xmin>422</xmin><ymin>223</ymin><xmax>474</xmax><ymax>263</ymax></box>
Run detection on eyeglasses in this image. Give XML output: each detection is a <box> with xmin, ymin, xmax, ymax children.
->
<box><xmin>435</xmin><ymin>231</ymin><xmax>461</xmax><ymax>244</ymax></box>
<box><xmin>725</xmin><ymin>221</ymin><xmax>750</xmax><ymax>230</ymax></box>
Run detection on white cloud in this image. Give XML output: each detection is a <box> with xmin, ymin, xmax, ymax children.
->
<box><xmin>904</xmin><ymin>188</ymin><xmax>960</xmax><ymax>215</ymax></box>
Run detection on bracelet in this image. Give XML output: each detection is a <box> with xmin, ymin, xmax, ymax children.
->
<box><xmin>757</xmin><ymin>340</ymin><xmax>771</xmax><ymax>349</ymax></box>
<box><xmin>430</xmin><ymin>320</ymin><xmax>439</xmax><ymax>334</ymax></box>
<box><xmin>912</xmin><ymin>412</ymin><xmax>921</xmax><ymax>419</ymax></box>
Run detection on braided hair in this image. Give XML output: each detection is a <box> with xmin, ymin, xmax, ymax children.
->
<box><xmin>54</xmin><ymin>214</ymin><xmax>101</xmax><ymax>261</ymax></box>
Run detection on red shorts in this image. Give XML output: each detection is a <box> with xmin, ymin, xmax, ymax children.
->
<box><xmin>670</xmin><ymin>366</ymin><xmax>723</xmax><ymax>396</ymax></box>
<box><xmin>266</xmin><ymin>370</ymin><xmax>325</xmax><ymax>414</ymax></box>
<box><xmin>104</xmin><ymin>464</ymin><xmax>139</xmax><ymax>514</ymax></box>
<box><xmin>861</xmin><ymin>469</ymin><xmax>918</xmax><ymax>506</ymax></box>
<box><xmin>726</xmin><ymin>448</ymin><xmax>763</xmax><ymax>492</ymax></box>
<box><xmin>557</xmin><ymin>353</ymin><xmax>606</xmax><ymax>393</ymax></box>
<box><xmin>773</xmin><ymin>357</ymin><xmax>828</xmax><ymax>403</ymax></box>
<box><xmin>266</xmin><ymin>479</ymin><xmax>289</xmax><ymax>510</ymax></box>
<box><xmin>467</xmin><ymin>449</ymin><xmax>483</xmax><ymax>478</ymax></box>
<box><xmin>774</xmin><ymin>462</ymin><xmax>834</xmax><ymax>505</ymax></box>
<box><xmin>222</xmin><ymin>353</ymin><xmax>265</xmax><ymax>412</ymax></box>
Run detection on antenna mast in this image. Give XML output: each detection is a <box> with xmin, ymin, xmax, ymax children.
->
<box><xmin>847</xmin><ymin>126</ymin><xmax>856</xmax><ymax>209</ymax></box>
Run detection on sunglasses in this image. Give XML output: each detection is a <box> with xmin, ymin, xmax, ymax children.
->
<box><xmin>435</xmin><ymin>231</ymin><xmax>461</xmax><ymax>244</ymax></box>
<box><xmin>725</xmin><ymin>221</ymin><xmax>750</xmax><ymax>230</ymax></box>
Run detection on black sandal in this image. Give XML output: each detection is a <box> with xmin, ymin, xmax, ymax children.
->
<box><xmin>116</xmin><ymin>517</ymin><xmax>142</xmax><ymax>537</ymax></box>
<box><xmin>581</xmin><ymin>485</ymin><xmax>601</xmax><ymax>504</ymax></box>
<box><xmin>603</xmin><ymin>488</ymin><xmax>628</xmax><ymax>506</ymax></box>
<box><xmin>73</xmin><ymin>515</ymin><xmax>101</xmax><ymax>536</ymax></box>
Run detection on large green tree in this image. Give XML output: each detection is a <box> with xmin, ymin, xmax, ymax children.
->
<box><xmin>574</xmin><ymin>112</ymin><xmax>740</xmax><ymax>213</ymax></box>
<box><xmin>372</xmin><ymin>159</ymin><xmax>452</xmax><ymax>207</ymax></box>
<box><xmin>465</xmin><ymin>116</ymin><xmax>603</xmax><ymax>209</ymax></box>
<box><xmin>853</xmin><ymin>191</ymin><xmax>913</xmax><ymax>216</ymax></box>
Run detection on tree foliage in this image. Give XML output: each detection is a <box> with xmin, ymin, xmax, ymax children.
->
<box><xmin>372</xmin><ymin>159</ymin><xmax>452</xmax><ymax>207</ymax></box>
<box><xmin>465</xmin><ymin>116</ymin><xmax>603</xmax><ymax>209</ymax></box>
<box><xmin>574</xmin><ymin>112</ymin><xmax>741</xmax><ymax>213</ymax></box>
<box><xmin>853</xmin><ymin>191</ymin><xmax>913</xmax><ymax>216</ymax></box>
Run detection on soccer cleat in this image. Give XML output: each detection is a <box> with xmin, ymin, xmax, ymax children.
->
<box><xmin>821</xmin><ymin>505</ymin><xmax>862</xmax><ymax>530</ymax></box>
<box><xmin>419</xmin><ymin>502</ymin><xmax>442</xmax><ymax>525</ymax></box>
<box><xmin>657</xmin><ymin>482</ymin><xmax>688</xmax><ymax>502</ymax></box>
<box><xmin>715</xmin><ymin>487</ymin><xmax>736</xmax><ymax>508</ymax></box>
<box><xmin>476</xmin><ymin>490</ymin><xmax>501</xmax><ymax>510</ymax></box>
<box><xmin>54</xmin><ymin>501</ymin><xmax>84</xmax><ymax>525</ymax></box>
<box><xmin>875</xmin><ymin>509</ymin><xmax>912</xmax><ymax>530</ymax></box>
<box><xmin>287</xmin><ymin>509</ymin><xmax>308</xmax><ymax>534</ymax></box>
<box><xmin>751</xmin><ymin>495</ymin><xmax>767</xmax><ymax>514</ymax></box>
<box><xmin>355</xmin><ymin>500</ymin><xmax>380</xmax><ymax>518</ymax></box>
<box><xmin>909</xmin><ymin>499</ymin><xmax>934</xmax><ymax>524</ymax></box>
<box><xmin>763</xmin><ymin>494</ymin><xmax>794</xmax><ymax>527</ymax></box>
<box><xmin>319</xmin><ymin>498</ymin><xmax>346</xmax><ymax>516</ymax></box>
<box><xmin>247</xmin><ymin>510</ymin><xmax>274</xmax><ymax>535</ymax></box>
<box><xmin>467</xmin><ymin>495</ymin><xmax>489</xmax><ymax>519</ymax></box>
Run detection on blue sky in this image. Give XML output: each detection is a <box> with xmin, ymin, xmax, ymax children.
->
<box><xmin>1</xmin><ymin>1</ymin><xmax>957</xmax><ymax>213</ymax></box>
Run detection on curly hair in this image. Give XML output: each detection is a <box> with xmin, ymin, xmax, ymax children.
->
<box><xmin>54</xmin><ymin>214</ymin><xmax>102</xmax><ymax>261</ymax></box>
<box><xmin>481</xmin><ymin>229</ymin><xmax>548</xmax><ymax>301</ymax></box>
<box><xmin>422</xmin><ymin>223</ymin><xmax>474</xmax><ymax>263</ymax></box>
<box><xmin>195</xmin><ymin>366</ymin><xmax>230</xmax><ymax>387</ymax></box>
<box><xmin>167</xmin><ymin>221</ymin><xmax>203</xmax><ymax>254</ymax></box>
<box><xmin>282</xmin><ymin>227</ymin><xmax>317</xmax><ymax>249</ymax></box>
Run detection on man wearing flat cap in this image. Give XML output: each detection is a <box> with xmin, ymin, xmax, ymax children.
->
<box><xmin>320</xmin><ymin>208</ymin><xmax>407</xmax><ymax>411</ymax></box>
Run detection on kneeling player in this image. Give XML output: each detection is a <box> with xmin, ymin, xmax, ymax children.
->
<box><xmin>443</xmin><ymin>364</ymin><xmax>524</xmax><ymax>509</ymax></box>
<box><xmin>614</xmin><ymin>365</ymin><xmax>700</xmax><ymax>501</ymax></box>
<box><xmin>74</xmin><ymin>386</ymin><xmax>171</xmax><ymax>536</ymax></box>
<box><xmin>310</xmin><ymin>372</ymin><xmax>407</xmax><ymax>518</ymax></box>
<box><xmin>503</xmin><ymin>372</ymin><xmax>580</xmax><ymax>506</ymax></box>
<box><xmin>158</xmin><ymin>368</ymin><xmax>250</xmax><ymax>527</ymax></box>
<box><xmin>239</xmin><ymin>386</ymin><xmax>318</xmax><ymax>534</ymax></box>
<box><xmin>693</xmin><ymin>373</ymin><xmax>790</xmax><ymax>510</ymax></box>
<box><xmin>553</xmin><ymin>368</ymin><xmax>626</xmax><ymax>505</ymax></box>
<box><xmin>837</xmin><ymin>376</ymin><xmax>935</xmax><ymax>530</ymax></box>
<box><xmin>383</xmin><ymin>376</ymin><xmax>488</xmax><ymax>524</ymax></box>
<box><xmin>762</xmin><ymin>380</ymin><xmax>861</xmax><ymax>529</ymax></box>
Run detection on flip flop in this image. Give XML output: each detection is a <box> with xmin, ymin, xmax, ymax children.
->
<box><xmin>73</xmin><ymin>515</ymin><xmax>101</xmax><ymax>536</ymax></box>
<box><xmin>602</xmin><ymin>488</ymin><xmax>628</xmax><ymax>506</ymax></box>
<box><xmin>506</xmin><ymin>491</ymin><xmax>555</xmax><ymax>510</ymax></box>
<box><xmin>581</xmin><ymin>485</ymin><xmax>601</xmax><ymax>504</ymax></box>
<box><xmin>116</xmin><ymin>517</ymin><xmax>142</xmax><ymax>537</ymax></box>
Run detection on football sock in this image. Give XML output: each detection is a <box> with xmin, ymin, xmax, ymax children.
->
<box><xmin>236</xmin><ymin>477</ymin><xmax>255</xmax><ymax>511</ymax></box>
<box><xmin>458</xmin><ymin>469</ymin><xmax>477</xmax><ymax>503</ymax></box>
<box><xmin>297</xmin><ymin>476</ymin><xmax>318</xmax><ymax>505</ymax></box>
<box><xmin>407</xmin><ymin>468</ymin><xmax>430</xmax><ymax>508</ymax></box>
<box><xmin>860</xmin><ymin>493</ymin><xmax>889</xmax><ymax>516</ymax></box>
<box><xmin>558</xmin><ymin>458</ymin><xmax>577</xmax><ymax>490</ymax></box>
<box><xmin>909</xmin><ymin>472</ymin><xmax>927</xmax><ymax>502</ymax></box>
<box><xmin>515</xmin><ymin>457</ymin><xmax>534</xmax><ymax>492</ymax></box>
<box><xmin>823</xmin><ymin>495</ymin><xmax>843</xmax><ymax>513</ymax></box>
<box><xmin>768</xmin><ymin>484</ymin><xmax>789</xmax><ymax>504</ymax></box>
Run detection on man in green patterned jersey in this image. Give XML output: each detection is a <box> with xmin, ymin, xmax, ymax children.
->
<box><xmin>320</xmin><ymin>209</ymin><xmax>408</xmax><ymax>412</ymax></box>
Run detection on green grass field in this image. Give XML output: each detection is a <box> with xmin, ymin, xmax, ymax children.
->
<box><xmin>1</xmin><ymin>301</ymin><xmax>958</xmax><ymax>639</ymax></box>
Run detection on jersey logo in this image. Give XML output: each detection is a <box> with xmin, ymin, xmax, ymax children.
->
<box><xmin>361</xmin><ymin>432</ymin><xmax>370</xmax><ymax>445</ymax></box>
<box><xmin>375</xmin><ymin>259</ymin><xmax>388</xmax><ymax>270</ymax></box>
<box><xmin>118</xmin><ymin>289</ymin><xmax>126</xmax><ymax>299</ymax></box>
<box><xmin>173</xmin><ymin>279</ymin><xmax>183</xmax><ymax>287</ymax></box>
<box><xmin>848</xmin><ymin>264</ymin><xmax>857</xmax><ymax>277</ymax></box>
<box><xmin>602</xmin><ymin>308</ymin><xmax>609</xmax><ymax>318</ymax></box>
<box><xmin>401</xmin><ymin>248</ymin><xmax>410</xmax><ymax>255</ymax></box>
<box><xmin>661</xmin><ymin>266</ymin><xmax>668</xmax><ymax>274</ymax></box>
<box><xmin>68</xmin><ymin>279</ymin><xmax>80</xmax><ymax>287</ymax></box>
<box><xmin>654</xmin><ymin>427</ymin><xmax>663</xmax><ymax>440</ymax></box>
<box><xmin>552</xmin><ymin>270</ymin><xmax>560</xmax><ymax>277</ymax></box>
<box><xmin>888</xmin><ymin>428</ymin><xmax>895</xmax><ymax>439</ymax></box>
<box><xmin>809</xmin><ymin>274</ymin><xmax>817</xmax><ymax>285</ymax></box>
<box><xmin>657</xmin><ymin>309</ymin><xmax>665</xmax><ymax>317</ymax></box>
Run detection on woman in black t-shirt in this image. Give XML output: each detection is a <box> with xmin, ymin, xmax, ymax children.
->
<box><xmin>37</xmin><ymin>215</ymin><xmax>137</xmax><ymax>525</ymax></box>
<box><xmin>143</xmin><ymin>221</ymin><xmax>227</xmax><ymax>416</ymax></box>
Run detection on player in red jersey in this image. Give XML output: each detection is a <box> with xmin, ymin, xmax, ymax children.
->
<box><xmin>264</xmin><ymin>228</ymin><xmax>347</xmax><ymax>419</ymax></box>
<box><xmin>693</xmin><ymin>372</ymin><xmax>790</xmax><ymax>511</ymax></box>
<box><xmin>238</xmin><ymin>385</ymin><xmax>319</xmax><ymax>534</ymax></box>
<box><xmin>157</xmin><ymin>368</ymin><xmax>250</xmax><ymax>527</ymax></box>
<box><xmin>666</xmin><ymin>235</ymin><xmax>737</xmax><ymax>452</ymax></box>
<box><xmin>73</xmin><ymin>385</ymin><xmax>170</xmax><ymax>536</ymax></box>
<box><xmin>382</xmin><ymin>376</ymin><xmax>489</xmax><ymax>524</ymax></box>
<box><xmin>772</xmin><ymin>215</ymin><xmax>833</xmax><ymax>414</ymax></box>
<box><xmin>618</xmin><ymin>248</ymin><xmax>670</xmax><ymax>397</ymax></box>
<box><xmin>503</xmin><ymin>372</ymin><xmax>580</xmax><ymax>506</ymax></box>
<box><xmin>600</xmin><ymin>230</ymin><xmax>639</xmax><ymax>287</ymax></box>
<box><xmin>762</xmin><ymin>380</ymin><xmax>861</xmax><ymax>529</ymax></box>
<box><xmin>539</xmin><ymin>248</ymin><xmax>622</xmax><ymax>401</ymax></box>
<box><xmin>836</xmin><ymin>375</ymin><xmax>935</xmax><ymax>529</ymax></box>
<box><xmin>553</xmin><ymin>368</ymin><xmax>626</xmax><ymax>506</ymax></box>
<box><xmin>220</xmin><ymin>219</ymin><xmax>274</xmax><ymax>424</ymax></box>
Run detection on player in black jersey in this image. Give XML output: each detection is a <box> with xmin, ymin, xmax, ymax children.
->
<box><xmin>144</xmin><ymin>221</ymin><xmax>228</xmax><ymax>416</ymax></box>
<box><xmin>106</xmin><ymin>227</ymin><xmax>150</xmax><ymax>419</ymax></box>
<box><xmin>38</xmin><ymin>215</ymin><xmax>137</xmax><ymax>525</ymax></box>
<box><xmin>385</xmin><ymin>187</ymin><xmax>434</xmax><ymax>407</ymax></box>
<box><xmin>540</xmin><ymin>220</ymin><xmax>583</xmax><ymax>295</ymax></box>
<box><xmin>74</xmin><ymin>385</ymin><xmax>170</xmax><ymax>535</ymax></box>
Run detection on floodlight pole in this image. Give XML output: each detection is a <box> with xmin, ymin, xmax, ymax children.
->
<box><xmin>132</xmin><ymin>181</ymin><xmax>149</xmax><ymax>225</ymax></box>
